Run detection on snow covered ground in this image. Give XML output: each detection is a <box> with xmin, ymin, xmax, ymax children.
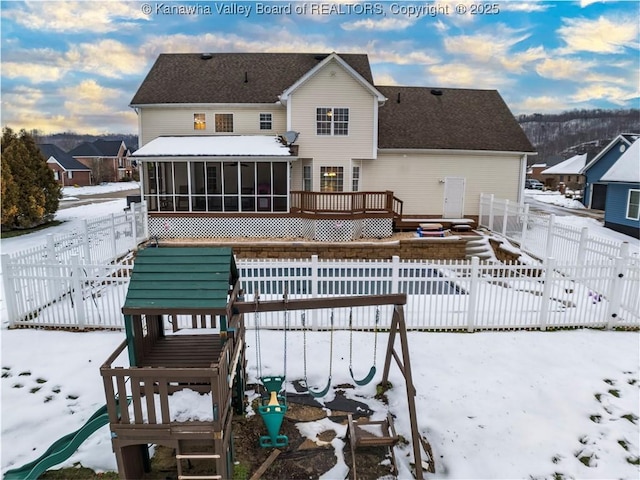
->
<box><xmin>1</xmin><ymin>187</ymin><xmax>639</xmax><ymax>479</ymax></box>
<box><xmin>527</xmin><ymin>189</ymin><xmax>586</xmax><ymax>210</ymax></box>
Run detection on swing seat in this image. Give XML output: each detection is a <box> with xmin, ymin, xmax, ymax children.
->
<box><xmin>258</xmin><ymin>403</ymin><xmax>289</xmax><ymax>448</ymax></box>
<box><xmin>261</xmin><ymin>375</ymin><xmax>285</xmax><ymax>394</ymax></box>
<box><xmin>306</xmin><ymin>376</ymin><xmax>332</xmax><ymax>398</ymax></box>
<box><xmin>350</xmin><ymin>365</ymin><xmax>376</xmax><ymax>386</ymax></box>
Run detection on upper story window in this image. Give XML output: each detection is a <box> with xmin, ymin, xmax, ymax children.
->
<box><xmin>316</xmin><ymin>107</ymin><xmax>349</xmax><ymax>136</ymax></box>
<box><xmin>194</xmin><ymin>113</ymin><xmax>206</xmax><ymax>130</ymax></box>
<box><xmin>215</xmin><ymin>113</ymin><xmax>234</xmax><ymax>132</ymax></box>
<box><xmin>259</xmin><ymin>113</ymin><xmax>272</xmax><ymax>130</ymax></box>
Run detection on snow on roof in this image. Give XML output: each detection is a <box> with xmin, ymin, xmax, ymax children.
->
<box><xmin>131</xmin><ymin>136</ymin><xmax>293</xmax><ymax>157</ymax></box>
<box><xmin>600</xmin><ymin>140</ymin><xmax>640</xmax><ymax>182</ymax></box>
<box><xmin>530</xmin><ymin>163</ymin><xmax>547</xmax><ymax>168</ymax></box>
<box><xmin>541</xmin><ymin>153</ymin><xmax>587</xmax><ymax>175</ymax></box>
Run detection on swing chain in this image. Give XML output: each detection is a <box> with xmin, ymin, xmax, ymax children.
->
<box><xmin>373</xmin><ymin>306</ymin><xmax>380</xmax><ymax>367</ymax></box>
<box><xmin>328</xmin><ymin>309</ymin><xmax>334</xmax><ymax>380</ymax></box>
<box><xmin>301</xmin><ymin>311</ymin><xmax>308</xmax><ymax>388</ymax></box>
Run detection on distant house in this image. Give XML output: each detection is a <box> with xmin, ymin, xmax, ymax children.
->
<box><xmin>130</xmin><ymin>52</ymin><xmax>535</xmax><ymax>239</ymax></box>
<box><xmin>69</xmin><ymin>139</ymin><xmax>133</xmax><ymax>183</ymax></box>
<box><xmin>581</xmin><ymin>133</ymin><xmax>640</xmax><ymax>210</ymax></box>
<box><xmin>599</xmin><ymin>139</ymin><xmax>640</xmax><ymax>238</ymax></box>
<box><xmin>39</xmin><ymin>143</ymin><xmax>92</xmax><ymax>187</ymax></box>
<box><xmin>527</xmin><ymin>163</ymin><xmax>547</xmax><ymax>182</ymax></box>
<box><xmin>540</xmin><ymin>153</ymin><xmax>587</xmax><ymax>192</ymax></box>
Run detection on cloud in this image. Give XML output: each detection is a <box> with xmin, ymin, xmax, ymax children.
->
<box><xmin>2</xmin><ymin>1</ymin><xmax>148</xmax><ymax>33</ymax></box>
<box><xmin>341</xmin><ymin>17</ymin><xmax>414</xmax><ymax>31</ymax></box>
<box><xmin>60</xmin><ymin>80</ymin><xmax>120</xmax><ymax>116</ymax></box>
<box><xmin>557</xmin><ymin>15</ymin><xmax>640</xmax><ymax>54</ymax></box>
<box><xmin>571</xmin><ymin>84</ymin><xmax>640</xmax><ymax>106</ymax></box>
<box><xmin>515</xmin><ymin>95</ymin><xmax>576</xmax><ymax>114</ymax></box>
<box><xmin>372</xmin><ymin>72</ymin><xmax>400</xmax><ymax>86</ymax></box>
<box><xmin>427</xmin><ymin>63</ymin><xmax>512</xmax><ymax>89</ymax></box>
<box><xmin>536</xmin><ymin>57</ymin><xmax>595</xmax><ymax>80</ymax></box>
<box><xmin>500</xmin><ymin>2</ymin><xmax>553</xmax><ymax>13</ymax></box>
<box><xmin>62</xmin><ymin>39</ymin><xmax>146</xmax><ymax>78</ymax></box>
<box><xmin>1</xmin><ymin>62</ymin><xmax>64</xmax><ymax>83</ymax></box>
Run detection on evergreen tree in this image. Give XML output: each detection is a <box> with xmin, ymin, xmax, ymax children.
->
<box><xmin>1</xmin><ymin>127</ymin><xmax>61</xmax><ymax>230</ymax></box>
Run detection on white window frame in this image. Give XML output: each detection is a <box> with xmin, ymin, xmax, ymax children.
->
<box><xmin>259</xmin><ymin>113</ymin><xmax>272</xmax><ymax>130</ymax></box>
<box><xmin>214</xmin><ymin>113</ymin><xmax>234</xmax><ymax>133</ymax></box>
<box><xmin>316</xmin><ymin>107</ymin><xmax>349</xmax><ymax>136</ymax></box>
<box><xmin>626</xmin><ymin>189</ymin><xmax>640</xmax><ymax>220</ymax></box>
<box><xmin>352</xmin><ymin>165</ymin><xmax>360</xmax><ymax>192</ymax></box>
<box><xmin>303</xmin><ymin>165</ymin><xmax>312</xmax><ymax>191</ymax></box>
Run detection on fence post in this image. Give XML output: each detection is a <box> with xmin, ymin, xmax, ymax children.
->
<box><xmin>539</xmin><ymin>257</ymin><xmax>555</xmax><ymax>331</ymax></box>
<box><xmin>488</xmin><ymin>194</ymin><xmax>495</xmax><ymax>231</ymax></box>
<box><xmin>619</xmin><ymin>241</ymin><xmax>629</xmax><ymax>261</ymax></box>
<box><xmin>110</xmin><ymin>214</ymin><xmax>118</xmax><ymax>261</ymax></box>
<box><xmin>391</xmin><ymin>255</ymin><xmax>400</xmax><ymax>294</ymax></box>
<box><xmin>520</xmin><ymin>204</ymin><xmax>529</xmax><ymax>250</ymax></box>
<box><xmin>141</xmin><ymin>201</ymin><xmax>150</xmax><ymax>241</ymax></box>
<box><xmin>45</xmin><ymin>234</ymin><xmax>59</xmax><ymax>300</ymax></box>
<box><xmin>501</xmin><ymin>200</ymin><xmax>509</xmax><ymax>236</ymax></box>
<box><xmin>82</xmin><ymin>220</ymin><xmax>92</xmax><ymax>264</ymax></box>
<box><xmin>310</xmin><ymin>254</ymin><xmax>319</xmax><ymax>330</ymax></box>
<box><xmin>1</xmin><ymin>254</ymin><xmax>19</xmax><ymax>328</ymax></box>
<box><xmin>70</xmin><ymin>254</ymin><xmax>87</xmax><ymax>329</ymax></box>
<box><xmin>606</xmin><ymin>257</ymin><xmax>626</xmax><ymax>329</ymax></box>
<box><xmin>466</xmin><ymin>256</ymin><xmax>480</xmax><ymax>332</ymax></box>
<box><xmin>130</xmin><ymin>203</ymin><xmax>138</xmax><ymax>251</ymax></box>
<box><xmin>577</xmin><ymin>227</ymin><xmax>589</xmax><ymax>265</ymax></box>
<box><xmin>545</xmin><ymin>214</ymin><xmax>556</xmax><ymax>259</ymax></box>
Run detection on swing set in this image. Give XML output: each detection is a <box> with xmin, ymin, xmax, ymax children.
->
<box><xmin>242</xmin><ymin>291</ymin><xmax>430</xmax><ymax>479</ymax></box>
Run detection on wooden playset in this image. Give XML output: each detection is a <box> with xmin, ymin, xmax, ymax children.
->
<box><xmin>100</xmin><ymin>246</ymin><xmax>431</xmax><ymax>479</ymax></box>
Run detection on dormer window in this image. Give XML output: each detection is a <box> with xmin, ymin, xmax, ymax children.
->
<box><xmin>317</xmin><ymin>107</ymin><xmax>349</xmax><ymax>136</ymax></box>
<box><xmin>194</xmin><ymin>113</ymin><xmax>206</xmax><ymax>130</ymax></box>
<box><xmin>215</xmin><ymin>113</ymin><xmax>234</xmax><ymax>132</ymax></box>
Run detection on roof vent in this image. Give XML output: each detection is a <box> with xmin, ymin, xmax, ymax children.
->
<box><xmin>430</xmin><ymin>89</ymin><xmax>443</xmax><ymax>96</ymax></box>
<box><xmin>397</xmin><ymin>92</ymin><xmax>401</xmax><ymax>103</ymax></box>
<box><xmin>244</xmin><ymin>71</ymin><xmax>248</xmax><ymax>83</ymax></box>
<box><xmin>314</xmin><ymin>54</ymin><xmax>328</xmax><ymax>61</ymax></box>
<box><xmin>200</xmin><ymin>53</ymin><xmax>213</xmax><ymax>60</ymax></box>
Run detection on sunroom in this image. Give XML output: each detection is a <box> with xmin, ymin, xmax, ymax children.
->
<box><xmin>133</xmin><ymin>136</ymin><xmax>295</xmax><ymax>214</ymax></box>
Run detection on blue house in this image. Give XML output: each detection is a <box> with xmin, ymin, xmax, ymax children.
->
<box><xmin>581</xmin><ymin>133</ymin><xmax>639</xmax><ymax>210</ymax></box>
<box><xmin>599</xmin><ymin>139</ymin><xmax>640</xmax><ymax>239</ymax></box>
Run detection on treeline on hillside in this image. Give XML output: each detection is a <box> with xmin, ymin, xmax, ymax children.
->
<box><xmin>1</xmin><ymin>128</ymin><xmax>61</xmax><ymax>231</ymax></box>
<box><xmin>30</xmin><ymin>130</ymin><xmax>138</xmax><ymax>152</ymax></box>
<box><xmin>517</xmin><ymin>108</ymin><xmax>640</xmax><ymax>165</ymax></box>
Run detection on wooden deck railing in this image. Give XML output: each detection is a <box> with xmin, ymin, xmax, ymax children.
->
<box><xmin>290</xmin><ymin>191</ymin><xmax>403</xmax><ymax>218</ymax></box>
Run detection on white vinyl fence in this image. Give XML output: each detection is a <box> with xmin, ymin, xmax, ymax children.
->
<box><xmin>1</xmin><ymin>203</ymin><xmax>148</xmax><ymax>328</ymax></box>
<box><xmin>478</xmin><ymin>193</ymin><xmax>635</xmax><ymax>263</ymax></box>
<box><xmin>6</xmin><ymin>254</ymin><xmax>637</xmax><ymax>331</ymax></box>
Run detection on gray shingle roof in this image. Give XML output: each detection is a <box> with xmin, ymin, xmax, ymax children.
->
<box><xmin>69</xmin><ymin>139</ymin><xmax>124</xmax><ymax>157</ymax></box>
<box><xmin>130</xmin><ymin>53</ymin><xmax>373</xmax><ymax>105</ymax></box>
<box><xmin>38</xmin><ymin>144</ymin><xmax>90</xmax><ymax>171</ymax></box>
<box><xmin>376</xmin><ymin>86</ymin><xmax>535</xmax><ymax>153</ymax></box>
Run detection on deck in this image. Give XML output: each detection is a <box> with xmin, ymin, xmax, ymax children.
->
<box><xmin>137</xmin><ymin>334</ymin><xmax>224</xmax><ymax>368</ymax></box>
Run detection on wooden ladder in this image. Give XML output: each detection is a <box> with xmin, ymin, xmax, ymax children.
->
<box><xmin>175</xmin><ymin>441</ymin><xmax>222</xmax><ymax>480</ymax></box>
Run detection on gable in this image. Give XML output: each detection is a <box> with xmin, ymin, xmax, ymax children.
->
<box><xmin>376</xmin><ymin>86</ymin><xmax>534</xmax><ymax>152</ymax></box>
<box><xmin>130</xmin><ymin>53</ymin><xmax>374</xmax><ymax>105</ymax></box>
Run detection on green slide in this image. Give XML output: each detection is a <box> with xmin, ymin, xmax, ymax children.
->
<box><xmin>3</xmin><ymin>405</ymin><xmax>111</xmax><ymax>480</ymax></box>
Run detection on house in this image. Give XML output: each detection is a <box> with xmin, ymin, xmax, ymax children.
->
<box><xmin>38</xmin><ymin>143</ymin><xmax>92</xmax><ymax>187</ymax></box>
<box><xmin>540</xmin><ymin>153</ymin><xmax>587</xmax><ymax>192</ymax></box>
<box><xmin>599</xmin><ymin>139</ymin><xmax>640</xmax><ymax>238</ymax></box>
<box><xmin>130</xmin><ymin>52</ymin><xmax>535</xmax><ymax>240</ymax></box>
<box><xmin>69</xmin><ymin>139</ymin><xmax>133</xmax><ymax>183</ymax></box>
<box><xmin>527</xmin><ymin>163</ymin><xmax>547</xmax><ymax>182</ymax></box>
<box><xmin>580</xmin><ymin>133</ymin><xmax>640</xmax><ymax>210</ymax></box>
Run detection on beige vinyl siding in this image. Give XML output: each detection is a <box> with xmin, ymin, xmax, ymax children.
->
<box><xmin>289</xmin><ymin>59</ymin><xmax>376</xmax><ymax>191</ymax></box>
<box><xmin>363</xmin><ymin>152</ymin><xmax>523</xmax><ymax>216</ymax></box>
<box><xmin>139</xmin><ymin>106</ymin><xmax>286</xmax><ymax>146</ymax></box>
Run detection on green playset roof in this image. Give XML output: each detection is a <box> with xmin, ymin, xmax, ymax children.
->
<box><xmin>122</xmin><ymin>247</ymin><xmax>239</xmax><ymax>315</ymax></box>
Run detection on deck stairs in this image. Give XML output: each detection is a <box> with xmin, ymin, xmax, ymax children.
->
<box><xmin>464</xmin><ymin>233</ymin><xmax>494</xmax><ymax>261</ymax></box>
<box><xmin>176</xmin><ymin>440</ymin><xmax>221</xmax><ymax>480</ymax></box>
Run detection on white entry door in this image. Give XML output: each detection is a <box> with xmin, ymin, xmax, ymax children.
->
<box><xmin>443</xmin><ymin>177</ymin><xmax>466</xmax><ymax>218</ymax></box>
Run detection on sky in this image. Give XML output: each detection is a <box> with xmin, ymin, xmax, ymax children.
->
<box><xmin>0</xmin><ymin>0</ymin><xmax>639</xmax><ymax>135</ymax></box>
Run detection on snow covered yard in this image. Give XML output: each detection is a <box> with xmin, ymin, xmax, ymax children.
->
<box><xmin>1</xmin><ymin>327</ymin><xmax>638</xmax><ymax>479</ymax></box>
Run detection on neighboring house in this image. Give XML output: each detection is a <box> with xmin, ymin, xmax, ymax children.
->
<box><xmin>39</xmin><ymin>143</ymin><xmax>92</xmax><ymax>187</ymax></box>
<box><xmin>527</xmin><ymin>163</ymin><xmax>547</xmax><ymax>182</ymax></box>
<box><xmin>540</xmin><ymin>153</ymin><xmax>587</xmax><ymax>192</ymax></box>
<box><xmin>599</xmin><ymin>139</ymin><xmax>640</xmax><ymax>238</ymax></box>
<box><xmin>69</xmin><ymin>139</ymin><xmax>133</xmax><ymax>183</ymax></box>
<box><xmin>581</xmin><ymin>133</ymin><xmax>640</xmax><ymax>210</ymax></box>
<box><xmin>130</xmin><ymin>52</ymin><xmax>534</xmax><ymax>239</ymax></box>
